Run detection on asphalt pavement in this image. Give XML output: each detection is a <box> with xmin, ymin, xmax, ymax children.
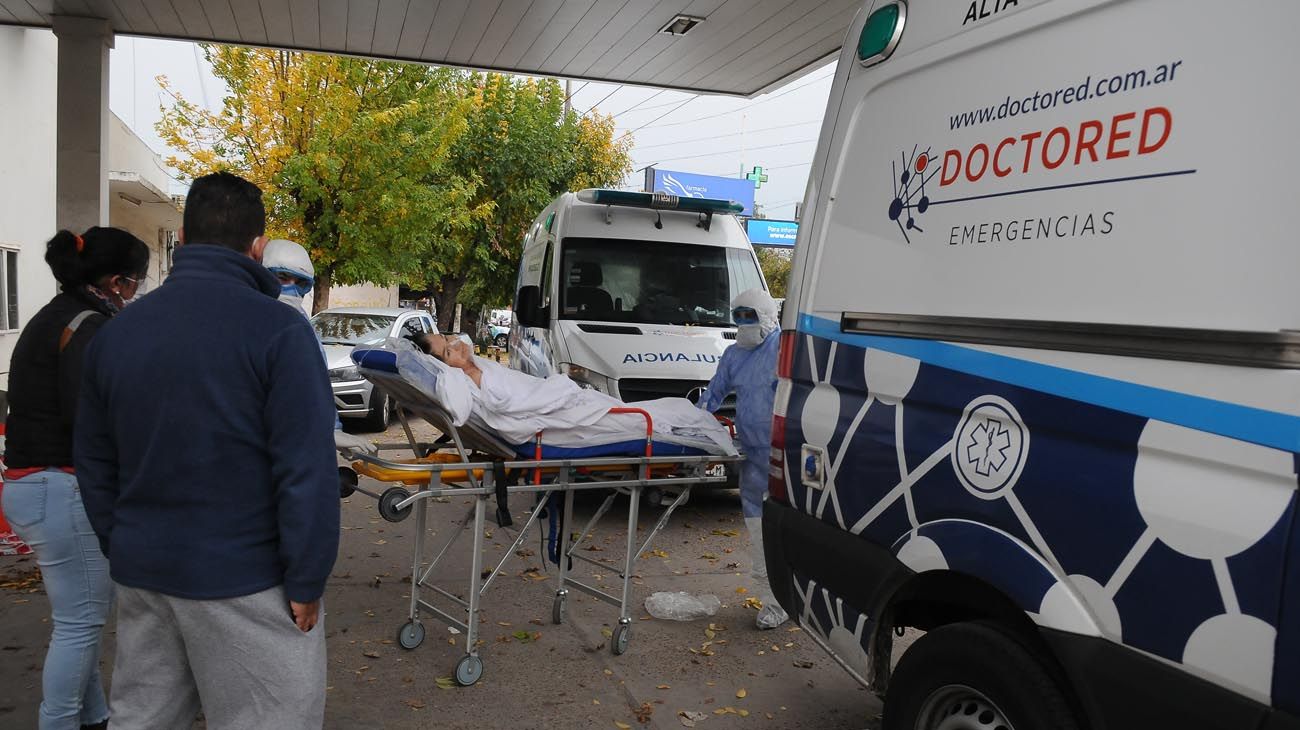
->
<box><xmin>0</xmin><ymin>417</ymin><xmax>882</xmax><ymax>729</ymax></box>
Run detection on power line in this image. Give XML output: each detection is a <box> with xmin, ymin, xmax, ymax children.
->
<box><xmin>606</xmin><ymin>89</ymin><xmax>666</xmax><ymax>118</ymax></box>
<box><xmin>616</xmin><ymin>96</ymin><xmax>695</xmax><ymax>115</ymax></box>
<box><xmin>563</xmin><ymin>80</ymin><xmax>590</xmax><ymax>106</ymax></box>
<box><xmin>621</xmin><ymin>68</ymin><xmax>835</xmax><ymax>132</ymax></box>
<box><xmin>580</xmin><ymin>85</ymin><xmax>624</xmax><ymax>116</ymax></box>
<box><xmin>632</xmin><ymin>118</ymin><xmax>821</xmax><ymax>151</ymax></box>
<box><xmin>617</xmin><ymin>96</ymin><xmax>698</xmax><ymax>139</ymax></box>
<box><xmin>640</xmin><ymin>137</ymin><xmax>818</xmax><ymax>165</ymax></box>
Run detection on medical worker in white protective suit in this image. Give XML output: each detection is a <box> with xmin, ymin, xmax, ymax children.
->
<box><xmin>699</xmin><ymin>288</ymin><xmax>789</xmax><ymax>629</ymax></box>
<box><xmin>263</xmin><ymin>239</ymin><xmax>377</xmax><ymax>456</ymax></box>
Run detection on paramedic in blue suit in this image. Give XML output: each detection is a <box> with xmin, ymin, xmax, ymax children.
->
<box><xmin>262</xmin><ymin>238</ymin><xmax>376</xmax><ymax>456</ymax></box>
<box><xmin>699</xmin><ymin>288</ymin><xmax>789</xmax><ymax>629</ymax></box>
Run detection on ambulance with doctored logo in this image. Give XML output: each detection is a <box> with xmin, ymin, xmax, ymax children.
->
<box><xmin>764</xmin><ymin>2</ymin><xmax>1300</xmax><ymax>729</ymax></box>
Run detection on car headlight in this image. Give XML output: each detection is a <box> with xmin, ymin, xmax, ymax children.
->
<box><xmin>330</xmin><ymin>365</ymin><xmax>362</xmax><ymax>382</ymax></box>
<box><xmin>560</xmin><ymin>363</ymin><xmax>612</xmax><ymax>393</ymax></box>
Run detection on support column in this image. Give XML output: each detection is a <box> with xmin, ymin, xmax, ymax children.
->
<box><xmin>52</xmin><ymin>16</ymin><xmax>114</xmax><ymax>232</ymax></box>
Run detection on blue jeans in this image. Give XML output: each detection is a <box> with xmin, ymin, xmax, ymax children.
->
<box><xmin>2</xmin><ymin>470</ymin><xmax>112</xmax><ymax>729</ymax></box>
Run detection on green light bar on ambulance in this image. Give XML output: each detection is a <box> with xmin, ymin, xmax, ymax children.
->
<box><xmin>576</xmin><ymin>188</ymin><xmax>744</xmax><ymax>215</ymax></box>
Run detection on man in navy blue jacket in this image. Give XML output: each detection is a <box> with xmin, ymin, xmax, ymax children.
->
<box><xmin>75</xmin><ymin>172</ymin><xmax>339</xmax><ymax>729</ymax></box>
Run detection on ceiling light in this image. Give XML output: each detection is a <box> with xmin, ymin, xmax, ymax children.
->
<box><xmin>659</xmin><ymin>15</ymin><xmax>704</xmax><ymax>36</ymax></box>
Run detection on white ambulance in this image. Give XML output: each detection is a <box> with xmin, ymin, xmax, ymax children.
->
<box><xmin>765</xmin><ymin>2</ymin><xmax>1300</xmax><ymax>730</ymax></box>
<box><xmin>510</xmin><ymin>189</ymin><xmax>766</xmax><ymax>415</ymax></box>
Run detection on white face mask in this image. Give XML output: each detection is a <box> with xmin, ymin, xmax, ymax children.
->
<box><xmin>736</xmin><ymin>324</ymin><xmax>765</xmax><ymax>349</ymax></box>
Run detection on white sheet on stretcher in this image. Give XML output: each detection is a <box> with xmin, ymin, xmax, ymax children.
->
<box><xmin>361</xmin><ymin>339</ymin><xmax>736</xmax><ymax>456</ymax></box>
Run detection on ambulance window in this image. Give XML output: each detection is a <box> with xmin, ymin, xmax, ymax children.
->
<box><xmin>726</xmin><ymin>248</ymin><xmax>766</xmax><ymax>295</ymax></box>
<box><xmin>540</xmin><ymin>240</ymin><xmax>553</xmax><ymax>306</ymax></box>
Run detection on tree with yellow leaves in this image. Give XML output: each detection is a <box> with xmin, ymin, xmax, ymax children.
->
<box><xmin>158</xmin><ymin>47</ymin><xmax>485</xmax><ymax>311</ymax></box>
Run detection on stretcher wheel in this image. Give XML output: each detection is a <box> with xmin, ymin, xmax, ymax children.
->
<box><xmin>397</xmin><ymin>620</ymin><xmax>425</xmax><ymax>650</ymax></box>
<box><xmin>611</xmin><ymin>623</ymin><xmax>630</xmax><ymax>656</ymax></box>
<box><xmin>338</xmin><ymin>467</ymin><xmax>358</xmax><ymax>499</ymax></box>
<box><xmin>552</xmin><ymin>593</ymin><xmax>567</xmax><ymax>625</ymax></box>
<box><xmin>378</xmin><ymin>487</ymin><xmax>412</xmax><ymax>522</ymax></box>
<box><xmin>454</xmin><ymin>655</ymin><xmax>484</xmax><ymax>686</ymax></box>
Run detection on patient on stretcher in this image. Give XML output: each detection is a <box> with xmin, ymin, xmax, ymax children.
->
<box><xmin>409</xmin><ymin>333</ymin><xmax>736</xmax><ymax>456</ymax></box>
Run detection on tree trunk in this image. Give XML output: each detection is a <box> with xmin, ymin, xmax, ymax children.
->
<box><xmin>312</xmin><ymin>268</ymin><xmax>332</xmax><ymax>315</ymax></box>
<box><xmin>435</xmin><ymin>274</ymin><xmax>465</xmax><ymax>333</ymax></box>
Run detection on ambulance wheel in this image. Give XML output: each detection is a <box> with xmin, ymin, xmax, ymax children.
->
<box><xmin>883</xmin><ymin>622</ymin><xmax>1079</xmax><ymax>730</ymax></box>
<box><xmin>611</xmin><ymin>623</ymin><xmax>630</xmax><ymax>656</ymax></box>
<box><xmin>552</xmin><ymin>593</ymin><xmax>567</xmax><ymax>625</ymax></box>
<box><xmin>494</xmin><ymin>333</ymin><xmax>508</xmax><ymax>349</ymax></box>
<box><xmin>338</xmin><ymin>466</ymin><xmax>358</xmax><ymax>499</ymax></box>
<box><xmin>454</xmin><ymin>655</ymin><xmax>484</xmax><ymax>686</ymax></box>
<box><xmin>378</xmin><ymin>487</ymin><xmax>412</xmax><ymax>523</ymax></box>
<box><xmin>397</xmin><ymin>620</ymin><xmax>425</xmax><ymax>650</ymax></box>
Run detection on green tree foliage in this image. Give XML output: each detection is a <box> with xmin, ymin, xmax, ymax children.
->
<box><xmin>422</xmin><ymin>74</ymin><xmax>632</xmax><ymax>332</ymax></box>
<box><xmin>159</xmin><ymin>54</ymin><xmax>629</xmax><ymax>322</ymax></box>
<box><xmin>757</xmin><ymin>247</ymin><xmax>793</xmax><ymax>299</ymax></box>
<box><xmin>158</xmin><ymin>48</ymin><xmax>480</xmax><ymax>311</ymax></box>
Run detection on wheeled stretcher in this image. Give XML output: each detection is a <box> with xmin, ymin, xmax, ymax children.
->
<box><xmin>338</xmin><ymin>364</ymin><xmax>738</xmax><ymax>686</ymax></box>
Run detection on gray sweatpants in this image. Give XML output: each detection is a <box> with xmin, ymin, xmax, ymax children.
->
<box><xmin>108</xmin><ymin>584</ymin><xmax>326</xmax><ymax>730</ymax></box>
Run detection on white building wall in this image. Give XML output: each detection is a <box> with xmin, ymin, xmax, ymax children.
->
<box><xmin>0</xmin><ymin>28</ymin><xmax>58</xmax><ymax>393</ymax></box>
<box><xmin>320</xmin><ymin>282</ymin><xmax>400</xmax><ymax>314</ymax></box>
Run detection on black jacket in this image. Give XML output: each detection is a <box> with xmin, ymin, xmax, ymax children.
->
<box><xmin>5</xmin><ymin>289</ymin><xmax>114</xmax><ymax>469</ymax></box>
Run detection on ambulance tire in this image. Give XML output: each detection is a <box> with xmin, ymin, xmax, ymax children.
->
<box><xmin>494</xmin><ymin>333</ymin><xmax>508</xmax><ymax>350</ymax></box>
<box><xmin>883</xmin><ymin>621</ymin><xmax>1079</xmax><ymax>730</ymax></box>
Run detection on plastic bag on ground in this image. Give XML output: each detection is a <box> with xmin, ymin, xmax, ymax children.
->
<box><xmin>644</xmin><ymin>591</ymin><xmax>722</xmax><ymax>621</ymax></box>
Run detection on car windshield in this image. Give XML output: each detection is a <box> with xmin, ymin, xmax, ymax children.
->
<box><xmin>558</xmin><ymin>237</ymin><xmax>765</xmax><ymax>326</ymax></box>
<box><xmin>311</xmin><ymin>313</ymin><xmax>396</xmax><ymax>345</ymax></box>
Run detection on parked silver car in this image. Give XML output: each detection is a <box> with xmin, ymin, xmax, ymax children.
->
<box><xmin>310</xmin><ymin>307</ymin><xmax>437</xmax><ymax>432</ymax></box>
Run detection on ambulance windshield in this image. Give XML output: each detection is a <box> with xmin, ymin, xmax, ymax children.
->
<box><xmin>558</xmin><ymin>237</ymin><xmax>764</xmax><ymax>326</ymax></box>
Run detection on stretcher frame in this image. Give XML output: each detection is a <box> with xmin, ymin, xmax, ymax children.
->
<box><xmin>341</xmin><ymin>369</ymin><xmax>738</xmax><ymax>686</ymax></box>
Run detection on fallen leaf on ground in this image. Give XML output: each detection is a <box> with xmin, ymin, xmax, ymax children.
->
<box><xmin>793</xmin><ymin>660</ymin><xmax>815</xmax><ymax>669</ymax></box>
<box><xmin>434</xmin><ymin>677</ymin><xmax>456</xmax><ymax>690</ymax></box>
<box><xmin>635</xmin><ymin>703</ymin><xmax>654</xmax><ymax>723</ymax></box>
<box><xmin>710</xmin><ymin>529</ymin><xmax>739</xmax><ymax>537</ymax></box>
<box><xmin>734</xmin><ymin>587</ymin><xmax>748</xmax><ymax>595</ymax></box>
<box><xmin>743</xmin><ymin>597</ymin><xmax>763</xmax><ymax>610</ymax></box>
<box><xmin>678</xmin><ymin>710</ymin><xmax>707</xmax><ymax>727</ymax></box>
<box><xmin>615</xmin><ymin>722</ymin><xmax>631</xmax><ymax>729</ymax></box>
<box><xmin>656</xmin><ymin>684</ymin><xmax>671</xmax><ymax>690</ymax></box>
<box><xmin>363</xmin><ymin>650</ymin><xmax>380</xmax><ymax>658</ymax></box>
<box><xmin>372</xmin><ymin>539</ymin><xmax>387</xmax><ymax>546</ymax></box>
<box><xmin>736</xmin><ymin>688</ymin><xmax>747</xmax><ymax>698</ymax></box>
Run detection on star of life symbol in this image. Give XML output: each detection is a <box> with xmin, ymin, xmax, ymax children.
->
<box><xmin>968</xmin><ymin>418</ymin><xmax>1012</xmax><ymax>476</ymax></box>
<box><xmin>888</xmin><ymin>145</ymin><xmax>939</xmax><ymax>244</ymax></box>
<box><xmin>952</xmin><ymin>396</ymin><xmax>1029</xmax><ymax>500</ymax></box>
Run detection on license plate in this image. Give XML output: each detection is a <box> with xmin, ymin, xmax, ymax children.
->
<box><xmin>706</xmin><ymin>464</ymin><xmax>726</xmax><ymax>478</ymax></box>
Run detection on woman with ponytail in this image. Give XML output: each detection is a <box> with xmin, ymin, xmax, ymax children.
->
<box><xmin>3</xmin><ymin>226</ymin><xmax>148</xmax><ymax>730</ymax></box>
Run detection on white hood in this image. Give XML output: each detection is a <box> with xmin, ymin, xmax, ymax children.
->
<box><xmin>558</xmin><ymin>320</ymin><xmax>732</xmax><ymax>379</ymax></box>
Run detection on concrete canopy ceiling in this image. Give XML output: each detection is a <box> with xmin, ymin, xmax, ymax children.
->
<box><xmin>2</xmin><ymin>0</ymin><xmax>861</xmax><ymax>96</ymax></box>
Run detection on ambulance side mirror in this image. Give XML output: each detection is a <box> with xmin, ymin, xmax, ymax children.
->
<box><xmin>516</xmin><ymin>285</ymin><xmax>548</xmax><ymax>328</ymax></box>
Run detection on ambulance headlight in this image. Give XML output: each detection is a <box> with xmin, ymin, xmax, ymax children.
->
<box><xmin>330</xmin><ymin>365</ymin><xmax>362</xmax><ymax>382</ymax></box>
<box><xmin>560</xmin><ymin>363</ymin><xmax>612</xmax><ymax>393</ymax></box>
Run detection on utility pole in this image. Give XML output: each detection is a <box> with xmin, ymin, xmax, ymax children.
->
<box><xmin>565</xmin><ymin>79</ymin><xmax>572</xmax><ymax>116</ymax></box>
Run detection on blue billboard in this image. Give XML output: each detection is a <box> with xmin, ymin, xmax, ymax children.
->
<box><xmin>746</xmin><ymin>218</ymin><xmax>799</xmax><ymax>247</ymax></box>
<box><xmin>646</xmin><ymin>168</ymin><xmax>756</xmax><ymax>217</ymax></box>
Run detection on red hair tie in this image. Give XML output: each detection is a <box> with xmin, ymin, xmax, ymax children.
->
<box><xmin>74</xmin><ymin>234</ymin><xmax>85</xmax><ymax>253</ymax></box>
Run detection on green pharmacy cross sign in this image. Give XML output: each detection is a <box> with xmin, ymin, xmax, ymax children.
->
<box><xmin>746</xmin><ymin>166</ymin><xmax>769</xmax><ymax>189</ymax></box>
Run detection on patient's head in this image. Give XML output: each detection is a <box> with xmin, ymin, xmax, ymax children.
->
<box><xmin>414</xmin><ymin>333</ymin><xmax>475</xmax><ymax>370</ymax></box>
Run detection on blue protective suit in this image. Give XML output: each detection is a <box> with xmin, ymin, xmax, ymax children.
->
<box><xmin>700</xmin><ymin>329</ymin><xmax>780</xmax><ymax>518</ymax></box>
